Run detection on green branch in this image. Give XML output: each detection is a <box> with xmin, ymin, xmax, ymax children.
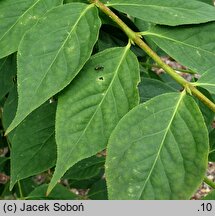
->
<box><xmin>90</xmin><ymin>0</ymin><xmax>215</xmax><ymax>113</ymax></box>
<box><xmin>204</xmin><ymin>177</ymin><xmax>215</xmax><ymax>189</ymax></box>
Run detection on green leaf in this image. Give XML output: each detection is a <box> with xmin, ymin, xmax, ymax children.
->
<box><xmin>88</xmin><ymin>179</ymin><xmax>108</xmax><ymax>200</ymax></box>
<box><xmin>196</xmin><ymin>68</ymin><xmax>215</xmax><ymax>94</ymax></box>
<box><xmin>48</xmin><ymin>46</ymin><xmax>140</xmax><ymax>193</ymax></box>
<box><xmin>106</xmin><ymin>0</ymin><xmax>215</xmax><ymax>26</ymax></box>
<box><xmin>10</xmin><ymin>102</ymin><xmax>57</xmax><ymax>189</ymax></box>
<box><xmin>63</xmin><ymin>156</ymin><xmax>105</xmax><ymax>180</ymax></box>
<box><xmin>138</xmin><ymin>78</ymin><xmax>177</xmax><ymax>103</ymax></box>
<box><xmin>26</xmin><ymin>184</ymin><xmax>77</xmax><ymax>200</ymax></box>
<box><xmin>143</xmin><ymin>22</ymin><xmax>215</xmax><ymax>74</ymax></box>
<box><xmin>106</xmin><ymin>92</ymin><xmax>209</xmax><ymax>200</ymax></box>
<box><xmin>0</xmin><ymin>55</ymin><xmax>16</xmax><ymax>100</ymax></box>
<box><xmin>0</xmin><ymin>0</ymin><xmax>63</xmax><ymax>59</ymax></box>
<box><xmin>6</xmin><ymin>3</ymin><xmax>101</xmax><ymax>135</ymax></box>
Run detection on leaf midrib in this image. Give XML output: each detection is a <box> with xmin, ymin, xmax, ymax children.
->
<box><xmin>197</xmin><ymin>83</ymin><xmax>215</xmax><ymax>87</ymax></box>
<box><xmin>139</xmin><ymin>92</ymin><xmax>185</xmax><ymax>198</ymax></box>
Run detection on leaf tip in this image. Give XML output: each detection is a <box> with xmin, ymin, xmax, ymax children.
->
<box><xmin>47</xmin><ymin>174</ymin><xmax>60</xmax><ymax>196</ymax></box>
<box><xmin>9</xmin><ymin>180</ymin><xmax>16</xmax><ymax>191</ymax></box>
<box><xmin>46</xmin><ymin>189</ymin><xmax>51</xmax><ymax>197</ymax></box>
<box><xmin>5</xmin><ymin>123</ymin><xmax>16</xmax><ymax>136</ymax></box>
<box><xmin>4</xmin><ymin>127</ymin><xmax>13</xmax><ymax>136</ymax></box>
<box><xmin>5</xmin><ymin>112</ymin><xmax>27</xmax><ymax>136</ymax></box>
<box><xmin>46</xmin><ymin>182</ymin><xmax>56</xmax><ymax>196</ymax></box>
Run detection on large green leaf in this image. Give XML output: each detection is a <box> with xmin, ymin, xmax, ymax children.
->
<box><xmin>0</xmin><ymin>55</ymin><xmax>16</xmax><ymax>100</ymax></box>
<box><xmin>106</xmin><ymin>92</ymin><xmax>209</xmax><ymax>200</ymax></box>
<box><xmin>0</xmin><ymin>0</ymin><xmax>63</xmax><ymax>59</ymax></box>
<box><xmin>143</xmin><ymin>22</ymin><xmax>215</xmax><ymax>74</ymax></box>
<box><xmin>106</xmin><ymin>0</ymin><xmax>215</xmax><ymax>26</ymax></box>
<box><xmin>10</xmin><ymin>102</ymin><xmax>57</xmax><ymax>189</ymax></box>
<box><xmin>6</xmin><ymin>3</ymin><xmax>101</xmax><ymax>135</ymax></box>
<box><xmin>196</xmin><ymin>68</ymin><xmax>215</xmax><ymax>94</ymax></box>
<box><xmin>48</xmin><ymin>46</ymin><xmax>140</xmax><ymax>193</ymax></box>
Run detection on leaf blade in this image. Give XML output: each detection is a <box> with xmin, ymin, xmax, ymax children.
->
<box><xmin>47</xmin><ymin>46</ymin><xmax>140</xmax><ymax>194</ymax></box>
<box><xmin>107</xmin><ymin>0</ymin><xmax>215</xmax><ymax>26</ymax></box>
<box><xmin>6</xmin><ymin>3</ymin><xmax>101</xmax><ymax>134</ymax></box>
<box><xmin>106</xmin><ymin>92</ymin><xmax>209</xmax><ymax>199</ymax></box>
